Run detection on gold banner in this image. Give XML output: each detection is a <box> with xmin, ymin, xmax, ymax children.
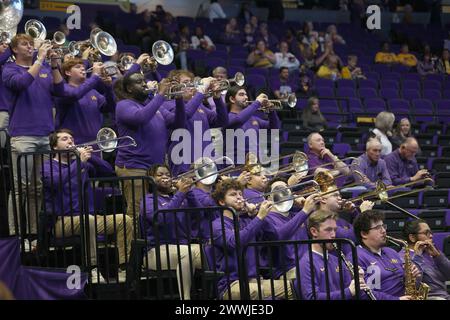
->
<box><xmin>40</xmin><ymin>1</ymin><xmax>74</xmax><ymax>12</ymax></box>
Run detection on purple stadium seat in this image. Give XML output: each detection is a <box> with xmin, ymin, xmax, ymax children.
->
<box><xmin>435</xmin><ymin>99</ymin><xmax>450</xmax><ymax>113</ymax></box>
<box><xmin>431</xmin><ymin>232</ymin><xmax>450</xmax><ymax>252</ymax></box>
<box><xmin>443</xmin><ymin>91</ymin><xmax>450</xmax><ymax>99</ymax></box>
<box><xmin>423</xmin><ymin>80</ymin><xmax>442</xmax><ymax>91</ymax></box>
<box><xmin>381</xmin><ymin>72</ymin><xmax>401</xmax><ymax>81</ymax></box>
<box><xmin>358</xmin><ymin>79</ymin><xmax>378</xmax><ymax>89</ymax></box>
<box><xmin>372</xmin><ymin>64</ymin><xmax>391</xmax><ymax>74</ymax></box>
<box><xmin>402</xmin><ymin>80</ymin><xmax>420</xmax><ymax>91</ymax></box>
<box><xmin>390</xmin><ymin>64</ymin><xmax>412</xmax><ymax>73</ymax></box>
<box><xmin>246</xmin><ymin>68</ymin><xmax>269</xmax><ymax>77</ymax></box>
<box><xmin>423</xmin><ymin>89</ymin><xmax>442</xmax><ymax>100</ymax></box>
<box><xmin>380</xmin><ymin>79</ymin><xmax>399</xmax><ymax>90</ymax></box>
<box><xmin>401</xmin><ymin>89</ymin><xmax>421</xmax><ymax>100</ymax></box>
<box><xmin>388</xmin><ymin>99</ymin><xmax>410</xmax><ymax>118</ymax></box>
<box><xmin>208</xmin><ymin>51</ymin><xmax>228</xmax><ymax>60</ymax></box>
<box><xmin>186</xmin><ymin>49</ymin><xmax>207</xmax><ymax>61</ymax></box>
<box><xmin>425</xmin><ymin>74</ymin><xmax>445</xmax><ymax>82</ymax></box>
<box><xmin>364</xmin><ymin>71</ymin><xmax>380</xmax><ymax>81</ymax></box>
<box><xmin>336</xmin><ymin>79</ymin><xmax>356</xmax><ymax>88</ymax></box>
<box><xmin>227</xmin><ymin>65</ymin><xmax>246</xmax><ymax>76</ymax></box>
<box><xmin>336</xmin><ymin>87</ymin><xmax>357</xmax><ymax>98</ymax></box>
<box><xmin>412</xmin><ymin>99</ymin><xmax>435</xmax><ymax>123</ymax></box>
<box><xmin>365</xmin><ymin>98</ymin><xmax>387</xmax><ymax>114</ymax></box>
<box><xmin>332</xmin><ymin>143</ymin><xmax>351</xmax><ymax>158</ymax></box>
<box><xmin>118</xmin><ymin>45</ymin><xmax>141</xmax><ymax>57</ymax></box>
<box><xmin>402</xmin><ymin>73</ymin><xmax>422</xmax><ymax>82</ymax></box>
<box><xmin>229</xmin><ymin>58</ymin><xmax>247</xmax><ymax>66</ymax></box>
<box><xmin>359</xmin><ymin>87</ymin><xmax>378</xmax><ymax>99</ymax></box>
<box><xmin>316</xmin><ymin>87</ymin><xmax>335</xmax><ymax>98</ymax></box>
<box><xmin>245</xmin><ymin>74</ymin><xmax>267</xmax><ymax>88</ymax></box>
<box><xmin>379</xmin><ymin>88</ymin><xmax>400</xmax><ymax>100</ymax></box>
<box><xmin>347</xmin><ymin>98</ymin><xmax>364</xmax><ymax>113</ymax></box>
<box><xmin>314</xmin><ymin>78</ymin><xmax>335</xmax><ymax>88</ymax></box>
<box><xmin>205</xmin><ymin>57</ymin><xmax>227</xmax><ymax>70</ymax></box>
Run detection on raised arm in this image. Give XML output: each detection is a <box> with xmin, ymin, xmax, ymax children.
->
<box><xmin>226</xmin><ymin>100</ymin><xmax>261</xmax><ymax>129</ymax></box>
<box><xmin>116</xmin><ymin>94</ymin><xmax>165</xmax><ymax>126</ymax></box>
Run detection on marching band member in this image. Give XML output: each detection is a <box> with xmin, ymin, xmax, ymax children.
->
<box><xmin>384</xmin><ymin>137</ymin><xmax>430</xmax><ymax>186</ymax></box>
<box><xmin>402</xmin><ymin>219</ymin><xmax>450</xmax><ymax>300</ymax></box>
<box><xmin>114</xmin><ymin>72</ymin><xmax>185</xmax><ymax>217</ymax></box>
<box><xmin>225</xmin><ymin>86</ymin><xmax>281</xmax><ymax>166</ymax></box>
<box><xmin>351</xmin><ymin>138</ymin><xmax>392</xmax><ymax>190</ymax></box>
<box><xmin>306</xmin><ymin>132</ymin><xmax>350</xmax><ymax>185</ymax></box>
<box><xmin>298</xmin><ymin>210</ymin><xmax>368</xmax><ymax>300</ymax></box>
<box><xmin>0</xmin><ymin>38</ymin><xmax>11</xmax><ymax>147</ymax></box>
<box><xmin>3</xmin><ymin>34</ymin><xmax>65</xmax><ymax>236</ymax></box>
<box><xmin>141</xmin><ymin>164</ymin><xmax>202</xmax><ymax>300</ymax></box>
<box><xmin>211</xmin><ymin>179</ymin><xmax>292</xmax><ymax>300</ymax></box>
<box><xmin>243</xmin><ymin>168</ymin><xmax>268</xmax><ymax>204</ymax></box>
<box><xmin>163</xmin><ymin>70</ymin><xmax>228</xmax><ymax>176</ymax></box>
<box><xmin>55</xmin><ymin>58</ymin><xmax>116</xmax><ymax>145</ymax></box>
<box><xmin>42</xmin><ymin>129</ymin><xmax>133</xmax><ymax>283</ymax></box>
<box><xmin>353</xmin><ymin>210</ymin><xmax>421</xmax><ymax>300</ymax></box>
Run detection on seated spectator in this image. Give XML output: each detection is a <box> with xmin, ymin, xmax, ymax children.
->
<box><xmin>384</xmin><ymin>137</ymin><xmax>430</xmax><ymax>186</ymax></box>
<box><xmin>219</xmin><ymin>22</ymin><xmax>241</xmax><ymax>45</ymax></box>
<box><xmin>208</xmin><ymin>0</ymin><xmax>226</xmax><ymax>22</ymax></box>
<box><xmin>242</xmin><ymin>23</ymin><xmax>256</xmax><ymax>50</ymax></box>
<box><xmin>437</xmin><ymin>49</ymin><xmax>450</xmax><ymax>75</ymax></box>
<box><xmin>341</xmin><ymin>55</ymin><xmax>366</xmax><ymax>80</ymax></box>
<box><xmin>375</xmin><ymin>42</ymin><xmax>398</xmax><ymax>64</ymax></box>
<box><xmin>282</xmin><ymin>28</ymin><xmax>301</xmax><ymax>58</ymax></box>
<box><xmin>256</xmin><ymin>22</ymin><xmax>279</xmax><ymax>50</ymax></box>
<box><xmin>226</xmin><ymin>18</ymin><xmax>241</xmax><ymax>35</ymax></box>
<box><xmin>174</xmin><ymin>38</ymin><xmax>192</xmax><ymax>70</ymax></box>
<box><xmin>316</xmin><ymin>55</ymin><xmax>342</xmax><ymax>81</ymax></box>
<box><xmin>246</xmin><ymin>40</ymin><xmax>276</xmax><ymax>68</ymax></box>
<box><xmin>151</xmin><ymin>4</ymin><xmax>167</xmax><ymax>23</ymax></box>
<box><xmin>372</xmin><ymin>111</ymin><xmax>395</xmax><ymax>156</ymax></box>
<box><xmin>301</xmin><ymin>46</ymin><xmax>318</xmax><ymax>72</ymax></box>
<box><xmin>238</xmin><ymin>2</ymin><xmax>254</xmax><ymax>23</ymax></box>
<box><xmin>191</xmin><ymin>26</ymin><xmax>215</xmax><ymax>52</ymax></box>
<box><xmin>315</xmin><ymin>40</ymin><xmax>342</xmax><ymax>71</ymax></box>
<box><xmin>249</xmin><ymin>15</ymin><xmax>259</xmax><ymax>34</ymax></box>
<box><xmin>352</xmin><ymin>138</ymin><xmax>392</xmax><ymax>190</ymax></box>
<box><xmin>391</xmin><ymin>118</ymin><xmax>413</xmax><ymax>150</ymax></box>
<box><xmin>301</xmin><ymin>21</ymin><xmax>319</xmax><ymax>47</ymax></box>
<box><xmin>302</xmin><ymin>97</ymin><xmax>327</xmax><ymax>132</ymax></box>
<box><xmin>136</xmin><ymin>10</ymin><xmax>155</xmax><ymax>53</ymax></box>
<box><xmin>272</xmin><ymin>67</ymin><xmax>298</xmax><ymax>99</ymax></box>
<box><xmin>296</xmin><ymin>75</ymin><xmax>318</xmax><ymax>99</ymax></box>
<box><xmin>273</xmin><ymin>41</ymin><xmax>300</xmax><ymax>72</ymax></box>
<box><xmin>418</xmin><ymin>53</ymin><xmax>438</xmax><ymax>76</ymax></box>
<box><xmin>396</xmin><ymin>44</ymin><xmax>418</xmax><ymax>67</ymax></box>
<box><xmin>325</xmin><ymin>24</ymin><xmax>346</xmax><ymax>45</ymax></box>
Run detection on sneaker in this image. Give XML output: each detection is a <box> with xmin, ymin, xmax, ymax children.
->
<box><xmin>117</xmin><ymin>269</ymin><xmax>127</xmax><ymax>283</ymax></box>
<box><xmin>90</xmin><ymin>268</ymin><xmax>106</xmax><ymax>284</ymax></box>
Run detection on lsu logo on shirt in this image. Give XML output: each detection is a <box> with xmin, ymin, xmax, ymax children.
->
<box><xmin>39</xmin><ymin>73</ymin><xmax>48</xmax><ymax>78</ymax></box>
<box><xmin>390</xmin><ymin>259</ymin><xmax>399</xmax><ymax>264</ymax></box>
<box><xmin>91</xmin><ymin>95</ymin><xmax>97</xmax><ymax>101</ymax></box>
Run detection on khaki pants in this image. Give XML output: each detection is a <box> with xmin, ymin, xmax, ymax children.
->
<box><xmin>223</xmin><ymin>278</ymin><xmax>293</xmax><ymax>300</ymax></box>
<box><xmin>146</xmin><ymin>244</ymin><xmax>202</xmax><ymax>300</ymax></box>
<box><xmin>115</xmin><ymin>166</ymin><xmax>148</xmax><ymax>218</ymax></box>
<box><xmin>54</xmin><ymin>214</ymin><xmax>134</xmax><ymax>265</ymax></box>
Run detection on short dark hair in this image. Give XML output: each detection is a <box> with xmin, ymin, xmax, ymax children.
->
<box><xmin>148</xmin><ymin>164</ymin><xmax>171</xmax><ymax>177</ymax></box>
<box><xmin>402</xmin><ymin>219</ymin><xmax>427</xmax><ymax>244</ymax></box>
<box><xmin>279</xmin><ymin>66</ymin><xmax>289</xmax><ymax>74</ymax></box>
<box><xmin>353</xmin><ymin>210</ymin><xmax>385</xmax><ymax>244</ymax></box>
<box><xmin>225</xmin><ymin>85</ymin><xmax>246</xmax><ymax>105</ymax></box>
<box><xmin>49</xmin><ymin>128</ymin><xmax>74</xmax><ymax>150</ymax></box>
<box><xmin>212</xmin><ymin>179</ymin><xmax>243</xmax><ymax>205</ymax></box>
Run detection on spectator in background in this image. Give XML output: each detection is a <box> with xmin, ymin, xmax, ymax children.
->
<box><xmin>296</xmin><ymin>75</ymin><xmax>318</xmax><ymax>99</ymax></box>
<box><xmin>272</xmin><ymin>67</ymin><xmax>298</xmax><ymax>99</ymax></box>
<box><xmin>246</xmin><ymin>40</ymin><xmax>276</xmax><ymax>68</ymax></box>
<box><xmin>341</xmin><ymin>55</ymin><xmax>366</xmax><ymax>80</ymax></box>
<box><xmin>372</xmin><ymin>111</ymin><xmax>395</xmax><ymax>156</ymax></box>
<box><xmin>208</xmin><ymin>0</ymin><xmax>226</xmax><ymax>22</ymax></box>
<box><xmin>249</xmin><ymin>15</ymin><xmax>259</xmax><ymax>34</ymax></box>
<box><xmin>302</xmin><ymin>97</ymin><xmax>327</xmax><ymax>132</ymax></box>
<box><xmin>301</xmin><ymin>46</ymin><xmax>318</xmax><ymax>72</ymax></box>
<box><xmin>417</xmin><ymin>53</ymin><xmax>437</xmax><ymax>76</ymax></box>
<box><xmin>391</xmin><ymin>118</ymin><xmax>413</xmax><ymax>150</ymax></box>
<box><xmin>136</xmin><ymin>10</ymin><xmax>155</xmax><ymax>53</ymax></box>
<box><xmin>325</xmin><ymin>25</ymin><xmax>346</xmax><ymax>45</ymax></box>
<box><xmin>227</xmin><ymin>18</ymin><xmax>241</xmax><ymax>36</ymax></box>
<box><xmin>315</xmin><ymin>41</ymin><xmax>342</xmax><ymax>69</ymax></box>
<box><xmin>212</xmin><ymin>66</ymin><xmax>228</xmax><ymax>81</ymax></box>
<box><xmin>282</xmin><ymin>28</ymin><xmax>302</xmax><ymax>58</ymax></box>
<box><xmin>191</xmin><ymin>26</ymin><xmax>215</xmax><ymax>52</ymax></box>
<box><xmin>151</xmin><ymin>4</ymin><xmax>167</xmax><ymax>23</ymax></box>
<box><xmin>316</xmin><ymin>55</ymin><xmax>342</xmax><ymax>81</ymax></box>
<box><xmin>238</xmin><ymin>2</ymin><xmax>254</xmax><ymax>23</ymax></box>
<box><xmin>220</xmin><ymin>23</ymin><xmax>241</xmax><ymax>45</ymax></box>
<box><xmin>273</xmin><ymin>41</ymin><xmax>300</xmax><ymax>72</ymax></box>
<box><xmin>437</xmin><ymin>49</ymin><xmax>450</xmax><ymax>75</ymax></box>
<box><xmin>242</xmin><ymin>23</ymin><xmax>256</xmax><ymax>50</ymax></box>
<box><xmin>256</xmin><ymin>23</ymin><xmax>279</xmax><ymax>49</ymax></box>
<box><xmin>375</xmin><ymin>42</ymin><xmax>398</xmax><ymax>64</ymax></box>
<box><xmin>396</xmin><ymin>44</ymin><xmax>418</xmax><ymax>68</ymax></box>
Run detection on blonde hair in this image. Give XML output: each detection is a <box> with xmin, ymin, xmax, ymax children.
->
<box><xmin>375</xmin><ymin>111</ymin><xmax>395</xmax><ymax>133</ymax></box>
<box><xmin>307</xmin><ymin>210</ymin><xmax>338</xmax><ymax>235</ymax></box>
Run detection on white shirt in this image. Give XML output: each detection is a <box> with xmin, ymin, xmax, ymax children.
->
<box><xmin>273</xmin><ymin>52</ymin><xmax>300</xmax><ymax>71</ymax></box>
<box><xmin>208</xmin><ymin>3</ymin><xmax>226</xmax><ymax>21</ymax></box>
<box><xmin>191</xmin><ymin>35</ymin><xmax>215</xmax><ymax>50</ymax></box>
<box><xmin>373</xmin><ymin>128</ymin><xmax>392</xmax><ymax>156</ymax></box>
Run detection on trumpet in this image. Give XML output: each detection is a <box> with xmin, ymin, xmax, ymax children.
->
<box><xmin>139</xmin><ymin>40</ymin><xmax>174</xmax><ymax>73</ymax></box>
<box><xmin>204</xmin><ymin>72</ymin><xmax>245</xmax><ymax>96</ymax></box>
<box><xmin>73</xmin><ymin>127</ymin><xmax>136</xmax><ymax>153</ymax></box>
<box><xmin>86</xmin><ymin>61</ymin><xmax>120</xmax><ymax>78</ymax></box>
<box><xmin>24</xmin><ymin>20</ymin><xmax>66</xmax><ymax>59</ymax></box>
<box><xmin>247</xmin><ymin>93</ymin><xmax>297</xmax><ymax>112</ymax></box>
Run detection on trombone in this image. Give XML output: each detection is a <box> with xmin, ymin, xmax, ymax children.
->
<box><xmin>74</xmin><ymin>127</ymin><xmax>136</xmax><ymax>153</ymax></box>
<box><xmin>260</xmin><ymin>151</ymin><xmax>309</xmax><ymax>176</ymax></box>
<box><xmin>217</xmin><ymin>152</ymin><xmax>263</xmax><ymax>176</ymax></box>
<box><xmin>69</xmin><ymin>27</ymin><xmax>117</xmax><ymax>61</ymax></box>
<box><xmin>172</xmin><ymin>156</ymin><xmax>235</xmax><ymax>186</ymax></box>
<box><xmin>246</xmin><ymin>93</ymin><xmax>297</xmax><ymax>112</ymax></box>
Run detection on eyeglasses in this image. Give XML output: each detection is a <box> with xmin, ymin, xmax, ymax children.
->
<box><xmin>369</xmin><ymin>223</ymin><xmax>387</xmax><ymax>231</ymax></box>
<box><xmin>416</xmin><ymin>230</ymin><xmax>432</xmax><ymax>236</ymax></box>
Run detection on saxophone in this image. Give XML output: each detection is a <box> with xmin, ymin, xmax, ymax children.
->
<box><xmin>385</xmin><ymin>236</ymin><xmax>430</xmax><ymax>300</ymax></box>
